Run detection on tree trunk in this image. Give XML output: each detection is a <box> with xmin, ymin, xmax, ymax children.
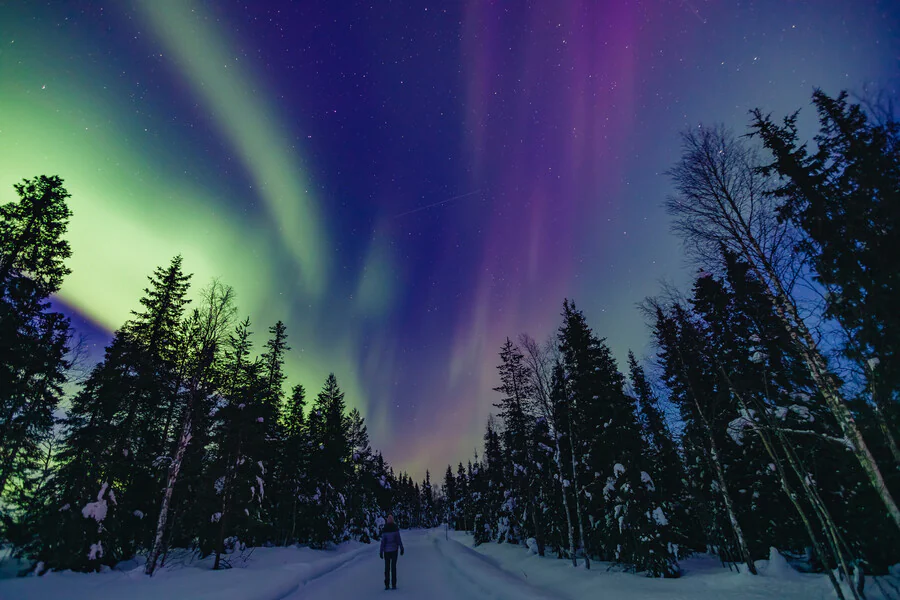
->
<box><xmin>774</xmin><ymin>424</ymin><xmax>862</xmax><ymax>600</ymax></box>
<box><xmin>530</xmin><ymin>498</ymin><xmax>545</xmax><ymax>556</ymax></box>
<box><xmin>730</xmin><ymin>217</ymin><xmax>900</xmax><ymax>532</ymax></box>
<box><xmin>145</xmin><ymin>410</ymin><xmax>192</xmax><ymax>575</ymax></box>
<box><xmin>567</xmin><ymin>420</ymin><xmax>590</xmax><ymax>570</ymax></box>
<box><xmin>552</xmin><ymin>431</ymin><xmax>577</xmax><ymax>566</ymax></box>
<box><xmin>767</xmin><ymin>280</ymin><xmax>900</xmax><ymax>531</ymax></box>
<box><xmin>215</xmin><ymin>432</ymin><xmax>243</xmax><ymax>570</ymax></box>
<box><xmin>722</xmin><ymin>370</ymin><xmax>845</xmax><ymax>597</ymax></box>
<box><xmin>674</xmin><ymin>343</ymin><xmax>756</xmax><ymax>574</ymax></box>
<box><xmin>288</xmin><ymin>492</ymin><xmax>298</xmax><ymax>546</ymax></box>
<box><xmin>704</xmin><ymin>427</ymin><xmax>757</xmax><ymax>574</ymax></box>
<box><xmin>0</xmin><ymin>214</ymin><xmax>38</xmax><ymax>292</ymax></box>
<box><xmin>871</xmin><ymin>392</ymin><xmax>900</xmax><ymax>468</ymax></box>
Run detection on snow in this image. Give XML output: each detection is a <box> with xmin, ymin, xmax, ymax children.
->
<box><xmin>613</xmin><ymin>463</ymin><xmax>625</xmax><ymax>477</ymax></box>
<box><xmin>868</xmin><ymin>357</ymin><xmax>880</xmax><ymax>370</ymax></box>
<box><xmin>81</xmin><ymin>483</ymin><xmax>110</xmax><ymax>523</ymax></box>
<box><xmin>87</xmin><ymin>542</ymin><xmax>103</xmax><ymax>561</ymax></box>
<box><xmin>788</xmin><ymin>404</ymin><xmax>813</xmax><ymax>422</ymax></box>
<box><xmin>2</xmin><ymin>529</ymin><xmax>896</xmax><ymax>599</ymax></box>
<box><xmin>1</xmin><ymin>541</ymin><xmax>369</xmax><ymax>600</ymax></box>
<box><xmin>759</xmin><ymin>547</ymin><xmax>801</xmax><ymax>580</ymax></box>
<box><xmin>727</xmin><ymin>414</ymin><xmax>754</xmax><ymax>445</ymax></box>
<box><xmin>652</xmin><ymin>507</ymin><xmax>668</xmax><ymax>526</ymax></box>
<box><xmin>447</xmin><ymin>530</ymin><xmax>895</xmax><ymax>600</ymax></box>
<box><xmin>750</xmin><ymin>351</ymin><xmax>767</xmax><ymax>364</ymax></box>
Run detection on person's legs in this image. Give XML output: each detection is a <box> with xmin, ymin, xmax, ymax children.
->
<box><xmin>384</xmin><ymin>552</ymin><xmax>391</xmax><ymax>588</ymax></box>
<box><xmin>390</xmin><ymin>552</ymin><xmax>398</xmax><ymax>588</ymax></box>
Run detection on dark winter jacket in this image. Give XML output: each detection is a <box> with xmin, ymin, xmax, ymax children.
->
<box><xmin>380</xmin><ymin>523</ymin><xmax>404</xmax><ymax>554</ymax></box>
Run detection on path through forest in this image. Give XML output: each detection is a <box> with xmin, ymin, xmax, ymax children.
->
<box><xmin>291</xmin><ymin>529</ymin><xmax>558</xmax><ymax>600</ymax></box>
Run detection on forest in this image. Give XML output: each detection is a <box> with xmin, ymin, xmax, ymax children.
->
<box><xmin>441</xmin><ymin>90</ymin><xmax>899</xmax><ymax>600</ymax></box>
<box><xmin>0</xmin><ymin>90</ymin><xmax>898</xmax><ymax>600</ymax></box>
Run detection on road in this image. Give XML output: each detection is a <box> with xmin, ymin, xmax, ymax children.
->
<box><xmin>288</xmin><ymin>529</ymin><xmax>559</xmax><ymax>600</ymax></box>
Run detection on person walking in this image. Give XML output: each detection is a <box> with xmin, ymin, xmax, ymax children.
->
<box><xmin>379</xmin><ymin>514</ymin><xmax>404</xmax><ymax>590</ymax></box>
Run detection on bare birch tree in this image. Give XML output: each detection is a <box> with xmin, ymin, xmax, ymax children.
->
<box><xmin>520</xmin><ymin>334</ymin><xmax>578</xmax><ymax>567</ymax></box>
<box><xmin>666</xmin><ymin>125</ymin><xmax>900</xmax><ymax>532</ymax></box>
<box><xmin>145</xmin><ymin>280</ymin><xmax>236</xmax><ymax>575</ymax></box>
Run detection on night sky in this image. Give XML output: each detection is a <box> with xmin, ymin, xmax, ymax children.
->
<box><xmin>1</xmin><ymin>0</ymin><xmax>898</xmax><ymax>477</ymax></box>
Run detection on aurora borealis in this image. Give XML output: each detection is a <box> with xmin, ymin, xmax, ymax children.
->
<box><xmin>1</xmin><ymin>1</ymin><xmax>898</xmax><ymax>477</ymax></box>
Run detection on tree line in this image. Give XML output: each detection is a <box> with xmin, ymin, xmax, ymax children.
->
<box><xmin>438</xmin><ymin>90</ymin><xmax>899</xmax><ymax>599</ymax></box>
<box><xmin>0</xmin><ymin>179</ymin><xmax>440</xmax><ymax>574</ymax></box>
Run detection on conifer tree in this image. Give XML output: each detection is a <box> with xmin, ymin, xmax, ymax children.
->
<box><xmin>279</xmin><ymin>384</ymin><xmax>309</xmax><ymax>544</ymax></box>
<box><xmin>653</xmin><ymin>303</ymin><xmax>757</xmax><ymax>573</ymax></box>
<box><xmin>209</xmin><ymin>318</ymin><xmax>270</xmax><ymax>569</ymax></box>
<box><xmin>493</xmin><ymin>338</ymin><xmax>535</xmax><ymax>546</ymax></box>
<box><xmin>306</xmin><ymin>374</ymin><xmax>351</xmax><ymax>547</ymax></box>
<box><xmin>0</xmin><ymin>176</ymin><xmax>73</xmax><ymax>500</ymax></box>
<box><xmin>443</xmin><ymin>465</ymin><xmax>458</xmax><ymax>528</ymax></box>
<box><xmin>667</xmin><ymin>123</ymin><xmax>900</xmax><ymax>531</ymax></box>
<box><xmin>145</xmin><ymin>279</ymin><xmax>235</xmax><ymax>574</ymax></box>
<box><xmin>558</xmin><ymin>300</ymin><xmax>677</xmax><ymax>574</ymax></box>
<box><xmin>751</xmin><ymin>91</ymin><xmax>900</xmax><ymax>467</ymax></box>
<box><xmin>258</xmin><ymin>321</ymin><xmax>289</xmax><ymax>541</ymax></box>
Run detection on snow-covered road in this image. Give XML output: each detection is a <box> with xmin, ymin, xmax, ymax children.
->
<box><xmin>292</xmin><ymin>529</ymin><xmax>558</xmax><ymax>600</ymax></box>
<box><xmin>1</xmin><ymin>530</ymin><xmax>856</xmax><ymax>600</ymax></box>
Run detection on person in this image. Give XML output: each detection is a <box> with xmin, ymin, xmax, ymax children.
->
<box><xmin>379</xmin><ymin>514</ymin><xmax>404</xmax><ymax>590</ymax></box>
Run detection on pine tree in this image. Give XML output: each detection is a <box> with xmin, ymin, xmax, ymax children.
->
<box><xmin>493</xmin><ymin>338</ymin><xmax>535</xmax><ymax>547</ymax></box>
<box><xmin>145</xmin><ymin>279</ymin><xmax>235</xmax><ymax>574</ymax></box>
<box><xmin>346</xmin><ymin>408</ymin><xmax>381</xmax><ymax>542</ymax></box>
<box><xmin>751</xmin><ymin>91</ymin><xmax>900</xmax><ymax>468</ymax></box>
<box><xmin>455</xmin><ymin>463</ymin><xmax>469</xmax><ymax>531</ymax></box>
<box><xmin>0</xmin><ymin>176</ymin><xmax>73</xmax><ymax>501</ymax></box>
<box><xmin>627</xmin><ymin>352</ymin><xmax>691</xmax><ymax>556</ymax></box>
<box><xmin>22</xmin><ymin>258</ymin><xmax>196</xmax><ymax>572</ymax></box>
<box><xmin>0</xmin><ymin>175</ymin><xmax>73</xmax><ymax>295</ymax></box>
<box><xmin>653</xmin><ymin>302</ymin><xmax>757</xmax><ymax>573</ymax></box>
<box><xmin>558</xmin><ymin>299</ymin><xmax>677</xmax><ymax>574</ymax></box>
<box><xmin>279</xmin><ymin>384</ymin><xmax>309</xmax><ymax>544</ymax></box>
<box><xmin>208</xmin><ymin>318</ymin><xmax>270</xmax><ymax>569</ymax></box>
<box><xmin>306</xmin><ymin>374</ymin><xmax>351</xmax><ymax>547</ymax></box>
<box><xmin>258</xmin><ymin>321</ymin><xmax>289</xmax><ymax>542</ymax></box>
<box><xmin>667</xmin><ymin>123</ymin><xmax>900</xmax><ymax>532</ymax></box>
<box><xmin>421</xmin><ymin>470</ymin><xmax>435</xmax><ymax>528</ymax></box>
<box><xmin>443</xmin><ymin>465</ymin><xmax>458</xmax><ymax>528</ymax></box>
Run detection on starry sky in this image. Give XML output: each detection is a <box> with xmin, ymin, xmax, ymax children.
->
<box><xmin>1</xmin><ymin>0</ymin><xmax>898</xmax><ymax>478</ymax></box>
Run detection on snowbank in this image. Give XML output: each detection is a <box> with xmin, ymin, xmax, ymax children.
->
<box><xmin>0</xmin><ymin>542</ymin><xmax>369</xmax><ymax>600</ymax></box>
<box><xmin>432</xmin><ymin>533</ymin><xmax>556</xmax><ymax>599</ymax></box>
<box><xmin>446</xmin><ymin>531</ymin><xmax>890</xmax><ymax>600</ymax></box>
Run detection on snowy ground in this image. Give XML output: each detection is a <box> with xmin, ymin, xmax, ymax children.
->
<box><xmin>1</xmin><ymin>529</ymin><xmax>897</xmax><ymax>599</ymax></box>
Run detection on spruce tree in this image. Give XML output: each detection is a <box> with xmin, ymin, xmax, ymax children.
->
<box><xmin>653</xmin><ymin>302</ymin><xmax>757</xmax><ymax>573</ymax></box>
<box><xmin>752</xmin><ymin>91</ymin><xmax>900</xmax><ymax>467</ymax></box>
<box><xmin>0</xmin><ymin>176</ymin><xmax>73</xmax><ymax>502</ymax></box>
<box><xmin>258</xmin><ymin>321</ymin><xmax>289</xmax><ymax>542</ymax></box>
<box><xmin>627</xmin><ymin>351</ymin><xmax>690</xmax><ymax>557</ymax></box>
<box><xmin>209</xmin><ymin>318</ymin><xmax>270</xmax><ymax>569</ymax></box>
<box><xmin>493</xmin><ymin>338</ymin><xmax>535</xmax><ymax>546</ymax></box>
<box><xmin>306</xmin><ymin>374</ymin><xmax>351</xmax><ymax>547</ymax></box>
<box><xmin>558</xmin><ymin>299</ymin><xmax>677</xmax><ymax>574</ymax></box>
<box><xmin>279</xmin><ymin>384</ymin><xmax>309</xmax><ymax>544</ymax></box>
